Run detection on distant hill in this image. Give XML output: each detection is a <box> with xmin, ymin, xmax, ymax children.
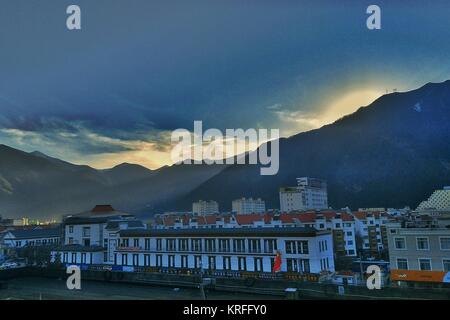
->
<box><xmin>172</xmin><ymin>80</ymin><xmax>450</xmax><ymax>211</ymax></box>
<box><xmin>1</xmin><ymin>80</ymin><xmax>450</xmax><ymax>219</ymax></box>
<box><xmin>0</xmin><ymin>145</ymin><xmax>226</xmax><ymax>219</ymax></box>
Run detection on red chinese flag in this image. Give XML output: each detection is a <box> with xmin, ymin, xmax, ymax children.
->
<box><xmin>273</xmin><ymin>252</ymin><xmax>282</xmax><ymax>273</ymax></box>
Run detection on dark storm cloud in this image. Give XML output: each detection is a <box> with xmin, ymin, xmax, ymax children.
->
<box><xmin>0</xmin><ymin>0</ymin><xmax>450</xmax><ymax>166</ymax></box>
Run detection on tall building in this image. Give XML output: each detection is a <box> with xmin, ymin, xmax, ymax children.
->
<box><xmin>280</xmin><ymin>177</ymin><xmax>328</xmax><ymax>212</ymax></box>
<box><xmin>416</xmin><ymin>186</ymin><xmax>450</xmax><ymax>211</ymax></box>
<box><xmin>352</xmin><ymin>211</ymin><xmax>390</xmax><ymax>255</ymax></box>
<box><xmin>192</xmin><ymin>200</ymin><xmax>219</xmax><ymax>216</ymax></box>
<box><xmin>232</xmin><ymin>198</ymin><xmax>265</xmax><ymax>215</ymax></box>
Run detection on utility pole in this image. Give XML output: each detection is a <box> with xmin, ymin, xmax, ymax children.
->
<box><xmin>359</xmin><ymin>250</ymin><xmax>364</xmax><ymax>286</ymax></box>
<box><xmin>199</xmin><ymin>260</ymin><xmax>206</xmax><ymax>300</ymax></box>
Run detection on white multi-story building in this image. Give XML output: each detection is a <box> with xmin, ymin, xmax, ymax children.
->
<box><xmin>50</xmin><ymin>207</ymin><xmax>336</xmax><ymax>277</ymax></box>
<box><xmin>279</xmin><ymin>187</ymin><xmax>304</xmax><ymax>212</ymax></box>
<box><xmin>232</xmin><ymin>198</ymin><xmax>266</xmax><ymax>215</ymax></box>
<box><xmin>192</xmin><ymin>200</ymin><xmax>219</xmax><ymax>216</ymax></box>
<box><xmin>51</xmin><ymin>205</ymin><xmax>145</xmax><ymax>265</ymax></box>
<box><xmin>114</xmin><ymin>227</ymin><xmax>334</xmax><ymax>274</ymax></box>
<box><xmin>296</xmin><ymin>177</ymin><xmax>328</xmax><ymax>210</ymax></box>
<box><xmin>280</xmin><ymin>177</ymin><xmax>328</xmax><ymax>212</ymax></box>
<box><xmin>416</xmin><ymin>186</ymin><xmax>450</xmax><ymax>211</ymax></box>
<box><xmin>353</xmin><ymin>211</ymin><xmax>390</xmax><ymax>255</ymax></box>
<box><xmin>2</xmin><ymin>227</ymin><xmax>61</xmax><ymax>248</ymax></box>
<box><xmin>279</xmin><ymin>211</ymin><xmax>357</xmax><ymax>257</ymax></box>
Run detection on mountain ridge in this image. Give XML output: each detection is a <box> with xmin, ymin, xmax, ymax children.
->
<box><xmin>1</xmin><ymin>80</ymin><xmax>450</xmax><ymax>219</ymax></box>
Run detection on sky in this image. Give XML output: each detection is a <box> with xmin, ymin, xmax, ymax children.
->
<box><xmin>0</xmin><ymin>0</ymin><xmax>450</xmax><ymax>169</ymax></box>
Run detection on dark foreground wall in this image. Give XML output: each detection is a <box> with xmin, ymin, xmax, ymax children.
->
<box><xmin>1</xmin><ymin>267</ymin><xmax>450</xmax><ymax>300</ymax></box>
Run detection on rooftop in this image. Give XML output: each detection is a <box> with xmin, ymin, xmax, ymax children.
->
<box><xmin>5</xmin><ymin>226</ymin><xmax>61</xmax><ymax>240</ymax></box>
<box><xmin>120</xmin><ymin>226</ymin><xmax>330</xmax><ymax>238</ymax></box>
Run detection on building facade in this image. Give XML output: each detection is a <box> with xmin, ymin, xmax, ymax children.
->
<box><xmin>232</xmin><ymin>198</ymin><xmax>266</xmax><ymax>215</ymax></box>
<box><xmin>114</xmin><ymin>227</ymin><xmax>334</xmax><ymax>274</ymax></box>
<box><xmin>280</xmin><ymin>177</ymin><xmax>328</xmax><ymax>212</ymax></box>
<box><xmin>353</xmin><ymin>211</ymin><xmax>390</xmax><ymax>255</ymax></box>
<box><xmin>192</xmin><ymin>200</ymin><xmax>219</xmax><ymax>216</ymax></box>
<box><xmin>51</xmin><ymin>205</ymin><xmax>145</xmax><ymax>266</ymax></box>
<box><xmin>2</xmin><ymin>227</ymin><xmax>61</xmax><ymax>248</ymax></box>
<box><xmin>387</xmin><ymin>226</ymin><xmax>450</xmax><ymax>287</ymax></box>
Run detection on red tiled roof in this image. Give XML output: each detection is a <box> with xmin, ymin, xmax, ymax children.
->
<box><xmin>235</xmin><ymin>214</ymin><xmax>264</xmax><ymax>225</ymax></box>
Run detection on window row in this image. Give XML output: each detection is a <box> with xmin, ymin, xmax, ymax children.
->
<box><xmin>119</xmin><ymin>238</ymin><xmax>279</xmax><ymax>253</ymax></box>
<box><xmin>394</xmin><ymin>237</ymin><xmax>450</xmax><ymax>251</ymax></box>
<box><xmin>396</xmin><ymin>258</ymin><xmax>450</xmax><ymax>271</ymax></box>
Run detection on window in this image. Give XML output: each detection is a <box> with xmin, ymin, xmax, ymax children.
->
<box><xmin>181</xmin><ymin>255</ymin><xmax>188</xmax><ymax>268</ymax></box>
<box><xmin>122</xmin><ymin>254</ymin><xmax>128</xmax><ymax>266</ymax></box>
<box><xmin>346</xmin><ymin>231</ymin><xmax>352</xmax><ymax>236</ymax></box>
<box><xmin>145</xmin><ymin>239</ymin><xmax>150</xmax><ymax>250</ymax></box>
<box><xmin>299</xmin><ymin>259</ymin><xmax>310</xmax><ymax>273</ymax></box>
<box><xmin>71</xmin><ymin>253</ymin><xmax>77</xmax><ymax>263</ymax></box>
<box><xmin>238</xmin><ymin>257</ymin><xmax>247</xmax><ymax>271</ymax></box>
<box><xmin>168</xmin><ymin>255</ymin><xmax>175</xmax><ymax>268</ymax></box>
<box><xmin>194</xmin><ymin>255</ymin><xmax>202</xmax><ymax>269</ymax></box>
<box><xmin>156</xmin><ymin>254</ymin><xmax>162</xmax><ymax>267</ymax></box>
<box><xmin>156</xmin><ymin>239</ymin><xmax>162</xmax><ymax>251</ymax></box>
<box><xmin>208</xmin><ymin>256</ymin><xmax>216</xmax><ymax>270</ymax></box>
<box><xmin>218</xmin><ymin>239</ymin><xmax>230</xmax><ymax>252</ymax></box>
<box><xmin>263</xmin><ymin>239</ymin><xmax>277</xmax><ymax>253</ymax></box>
<box><xmin>192</xmin><ymin>239</ymin><xmax>202</xmax><ymax>252</ymax></box>
<box><xmin>286</xmin><ymin>258</ymin><xmax>297</xmax><ymax>272</ymax></box>
<box><xmin>233</xmin><ymin>239</ymin><xmax>245</xmax><ymax>253</ymax></box>
<box><xmin>248</xmin><ymin>239</ymin><xmax>261</xmax><ymax>253</ymax></box>
<box><xmin>253</xmin><ymin>257</ymin><xmax>263</xmax><ymax>272</ymax></box>
<box><xmin>133</xmin><ymin>254</ymin><xmax>139</xmax><ymax>266</ymax></box>
<box><xmin>443</xmin><ymin>259</ymin><xmax>450</xmax><ymax>272</ymax></box>
<box><xmin>166</xmin><ymin>239</ymin><xmax>176</xmax><ymax>251</ymax></box>
<box><xmin>397</xmin><ymin>258</ymin><xmax>408</xmax><ymax>270</ymax></box>
<box><xmin>179</xmin><ymin>239</ymin><xmax>189</xmax><ymax>251</ymax></box>
<box><xmin>81</xmin><ymin>253</ymin><xmax>86</xmax><ymax>264</ymax></box>
<box><xmin>82</xmin><ymin>227</ymin><xmax>90</xmax><ymax>237</ymax></box>
<box><xmin>297</xmin><ymin>241</ymin><xmax>309</xmax><ymax>254</ymax></box>
<box><xmin>133</xmin><ymin>238</ymin><xmax>139</xmax><ymax>248</ymax></box>
<box><xmin>205</xmin><ymin>239</ymin><xmax>216</xmax><ymax>252</ymax></box>
<box><xmin>144</xmin><ymin>254</ymin><xmax>150</xmax><ymax>267</ymax></box>
<box><xmin>69</xmin><ymin>226</ymin><xmax>74</xmax><ymax>233</ymax></box>
<box><xmin>63</xmin><ymin>252</ymin><xmax>68</xmax><ymax>263</ymax></box>
<box><xmin>394</xmin><ymin>237</ymin><xmax>406</xmax><ymax>250</ymax></box>
<box><xmin>285</xmin><ymin>241</ymin><xmax>296</xmax><ymax>254</ymax></box>
<box><xmin>223</xmin><ymin>256</ymin><xmax>231</xmax><ymax>270</ymax></box>
<box><xmin>440</xmin><ymin>238</ymin><xmax>450</xmax><ymax>250</ymax></box>
<box><xmin>83</xmin><ymin>238</ymin><xmax>90</xmax><ymax>246</ymax></box>
<box><xmin>419</xmin><ymin>259</ymin><xmax>431</xmax><ymax>271</ymax></box>
<box><xmin>68</xmin><ymin>237</ymin><xmax>74</xmax><ymax>245</ymax></box>
<box><xmin>417</xmin><ymin>237</ymin><xmax>429</xmax><ymax>250</ymax></box>
<box><xmin>122</xmin><ymin>238</ymin><xmax>129</xmax><ymax>247</ymax></box>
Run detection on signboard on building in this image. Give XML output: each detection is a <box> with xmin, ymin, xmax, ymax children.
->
<box><xmin>391</xmin><ymin>269</ymin><xmax>450</xmax><ymax>283</ymax></box>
